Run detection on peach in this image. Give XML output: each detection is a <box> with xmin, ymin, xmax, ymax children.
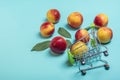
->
<box><xmin>50</xmin><ymin>36</ymin><xmax>67</xmax><ymax>54</ymax></box>
<box><xmin>97</xmin><ymin>27</ymin><xmax>113</xmax><ymax>43</ymax></box>
<box><xmin>75</xmin><ymin>29</ymin><xmax>90</xmax><ymax>43</ymax></box>
<box><xmin>67</xmin><ymin>12</ymin><xmax>83</xmax><ymax>28</ymax></box>
<box><xmin>94</xmin><ymin>13</ymin><xmax>108</xmax><ymax>28</ymax></box>
<box><xmin>46</xmin><ymin>9</ymin><xmax>60</xmax><ymax>23</ymax></box>
<box><xmin>40</xmin><ymin>22</ymin><xmax>54</xmax><ymax>37</ymax></box>
<box><xmin>70</xmin><ymin>41</ymin><xmax>88</xmax><ymax>58</ymax></box>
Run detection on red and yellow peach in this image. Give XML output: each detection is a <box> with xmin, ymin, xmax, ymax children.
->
<box><xmin>67</xmin><ymin>12</ymin><xmax>83</xmax><ymax>28</ymax></box>
<box><xmin>97</xmin><ymin>27</ymin><xmax>113</xmax><ymax>43</ymax></box>
<box><xmin>40</xmin><ymin>22</ymin><xmax>55</xmax><ymax>37</ymax></box>
<box><xmin>94</xmin><ymin>13</ymin><xmax>108</xmax><ymax>28</ymax></box>
<box><xmin>70</xmin><ymin>41</ymin><xmax>88</xmax><ymax>58</ymax></box>
<box><xmin>75</xmin><ymin>29</ymin><xmax>90</xmax><ymax>43</ymax></box>
<box><xmin>46</xmin><ymin>9</ymin><xmax>60</xmax><ymax>23</ymax></box>
<box><xmin>50</xmin><ymin>36</ymin><xmax>67</xmax><ymax>54</ymax></box>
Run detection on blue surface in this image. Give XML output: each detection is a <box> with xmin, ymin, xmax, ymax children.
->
<box><xmin>0</xmin><ymin>0</ymin><xmax>120</xmax><ymax>80</ymax></box>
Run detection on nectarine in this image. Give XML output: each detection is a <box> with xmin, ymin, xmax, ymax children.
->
<box><xmin>50</xmin><ymin>36</ymin><xmax>67</xmax><ymax>54</ymax></box>
<box><xmin>75</xmin><ymin>29</ymin><xmax>90</xmax><ymax>43</ymax></box>
<box><xmin>97</xmin><ymin>27</ymin><xmax>113</xmax><ymax>43</ymax></box>
<box><xmin>40</xmin><ymin>22</ymin><xmax>54</xmax><ymax>37</ymax></box>
<box><xmin>46</xmin><ymin>9</ymin><xmax>60</xmax><ymax>23</ymax></box>
<box><xmin>94</xmin><ymin>13</ymin><xmax>108</xmax><ymax>28</ymax></box>
<box><xmin>67</xmin><ymin>12</ymin><xmax>83</xmax><ymax>28</ymax></box>
<box><xmin>70</xmin><ymin>41</ymin><xmax>88</xmax><ymax>58</ymax></box>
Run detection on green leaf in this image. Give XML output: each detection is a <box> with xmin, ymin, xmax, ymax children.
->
<box><xmin>67</xmin><ymin>50</ymin><xmax>75</xmax><ymax>65</ymax></box>
<box><xmin>66</xmin><ymin>40</ymin><xmax>72</xmax><ymax>48</ymax></box>
<box><xmin>31</xmin><ymin>40</ymin><xmax>51</xmax><ymax>51</ymax></box>
<box><xmin>90</xmin><ymin>23</ymin><xmax>95</xmax><ymax>29</ymax></box>
<box><xmin>85</xmin><ymin>23</ymin><xmax>95</xmax><ymax>31</ymax></box>
<box><xmin>91</xmin><ymin>39</ymin><xmax>96</xmax><ymax>48</ymax></box>
<box><xmin>58</xmin><ymin>27</ymin><xmax>71</xmax><ymax>38</ymax></box>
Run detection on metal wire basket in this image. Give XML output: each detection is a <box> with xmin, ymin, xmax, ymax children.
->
<box><xmin>67</xmin><ymin>28</ymin><xmax>110</xmax><ymax>75</ymax></box>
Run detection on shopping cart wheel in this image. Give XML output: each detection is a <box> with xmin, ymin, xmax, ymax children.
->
<box><xmin>81</xmin><ymin>58</ymin><xmax>86</xmax><ymax>65</ymax></box>
<box><xmin>104</xmin><ymin>64</ymin><xmax>110</xmax><ymax>70</ymax></box>
<box><xmin>103</xmin><ymin>51</ymin><xmax>108</xmax><ymax>56</ymax></box>
<box><xmin>81</xmin><ymin>70</ymin><xmax>86</xmax><ymax>75</ymax></box>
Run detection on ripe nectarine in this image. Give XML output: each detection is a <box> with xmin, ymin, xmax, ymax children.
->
<box><xmin>50</xmin><ymin>36</ymin><xmax>67</xmax><ymax>54</ymax></box>
<box><xmin>94</xmin><ymin>13</ymin><xmax>108</xmax><ymax>28</ymax></box>
<box><xmin>40</xmin><ymin>22</ymin><xmax>55</xmax><ymax>37</ymax></box>
<box><xmin>46</xmin><ymin>9</ymin><xmax>60</xmax><ymax>23</ymax></box>
<box><xmin>75</xmin><ymin>29</ymin><xmax>90</xmax><ymax>43</ymax></box>
<box><xmin>97</xmin><ymin>27</ymin><xmax>113</xmax><ymax>43</ymax></box>
<box><xmin>67</xmin><ymin>12</ymin><xmax>83</xmax><ymax>28</ymax></box>
<box><xmin>70</xmin><ymin>41</ymin><xmax>88</xmax><ymax>58</ymax></box>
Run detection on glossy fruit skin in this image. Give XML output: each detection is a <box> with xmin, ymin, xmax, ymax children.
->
<box><xmin>94</xmin><ymin>13</ymin><xmax>108</xmax><ymax>28</ymax></box>
<box><xmin>40</xmin><ymin>22</ymin><xmax>55</xmax><ymax>37</ymax></box>
<box><xmin>67</xmin><ymin>12</ymin><xmax>83</xmax><ymax>28</ymax></box>
<box><xmin>75</xmin><ymin>29</ymin><xmax>90</xmax><ymax>43</ymax></box>
<box><xmin>46</xmin><ymin>9</ymin><xmax>60</xmax><ymax>23</ymax></box>
<box><xmin>70</xmin><ymin>41</ymin><xmax>88</xmax><ymax>58</ymax></box>
<box><xmin>50</xmin><ymin>36</ymin><xmax>67</xmax><ymax>54</ymax></box>
<box><xmin>97</xmin><ymin>27</ymin><xmax>113</xmax><ymax>43</ymax></box>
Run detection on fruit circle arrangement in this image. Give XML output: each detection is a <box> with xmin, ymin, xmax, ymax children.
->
<box><xmin>31</xmin><ymin>9</ymin><xmax>113</xmax><ymax>61</ymax></box>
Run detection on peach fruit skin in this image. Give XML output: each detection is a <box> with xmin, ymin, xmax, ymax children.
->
<box><xmin>50</xmin><ymin>36</ymin><xmax>67</xmax><ymax>54</ymax></box>
<box><xmin>97</xmin><ymin>27</ymin><xmax>113</xmax><ymax>43</ymax></box>
<box><xmin>94</xmin><ymin>13</ymin><xmax>108</xmax><ymax>28</ymax></box>
<box><xmin>75</xmin><ymin>29</ymin><xmax>90</xmax><ymax>43</ymax></box>
<box><xmin>40</xmin><ymin>22</ymin><xmax>54</xmax><ymax>37</ymax></box>
<box><xmin>67</xmin><ymin>12</ymin><xmax>83</xmax><ymax>28</ymax></box>
<box><xmin>46</xmin><ymin>9</ymin><xmax>60</xmax><ymax>23</ymax></box>
<box><xmin>70</xmin><ymin>41</ymin><xmax>88</xmax><ymax>58</ymax></box>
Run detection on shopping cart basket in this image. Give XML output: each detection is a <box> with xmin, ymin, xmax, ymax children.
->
<box><xmin>67</xmin><ymin>28</ymin><xmax>110</xmax><ymax>75</ymax></box>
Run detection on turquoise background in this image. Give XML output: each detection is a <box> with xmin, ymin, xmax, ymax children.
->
<box><xmin>0</xmin><ymin>0</ymin><xmax>120</xmax><ymax>80</ymax></box>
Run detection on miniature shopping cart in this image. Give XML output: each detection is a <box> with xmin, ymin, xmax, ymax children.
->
<box><xmin>67</xmin><ymin>27</ymin><xmax>110</xmax><ymax>75</ymax></box>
